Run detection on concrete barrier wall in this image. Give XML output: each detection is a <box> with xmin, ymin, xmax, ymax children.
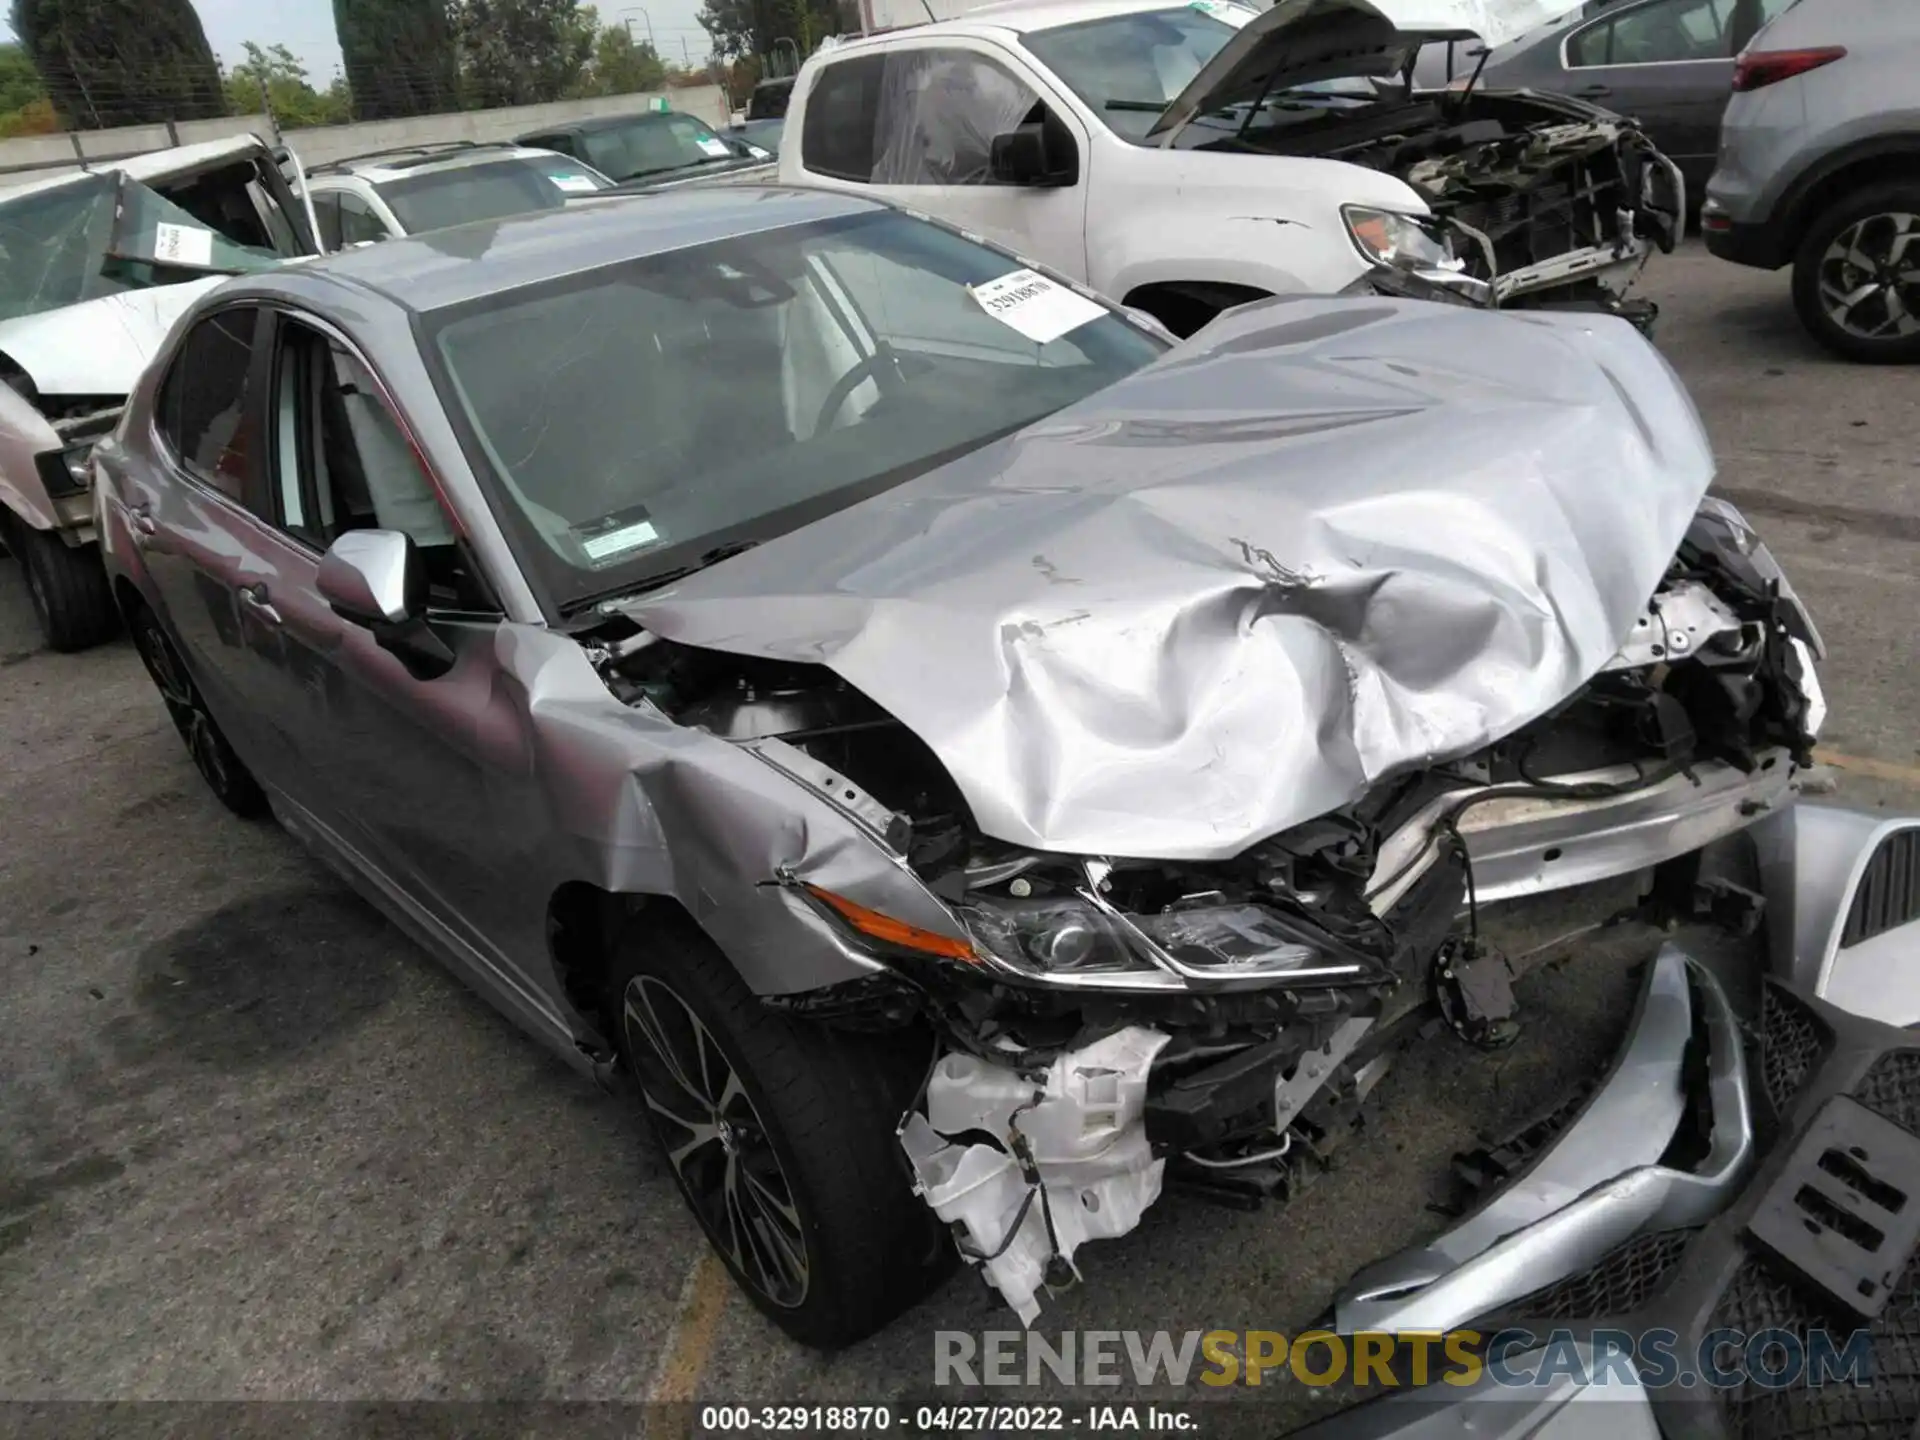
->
<box><xmin>0</xmin><ymin>85</ymin><xmax>732</xmax><ymax>183</ymax></box>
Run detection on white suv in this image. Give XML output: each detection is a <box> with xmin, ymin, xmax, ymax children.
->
<box><xmin>778</xmin><ymin>0</ymin><xmax>1683</xmax><ymax>336</ymax></box>
<box><xmin>297</xmin><ymin>142</ymin><xmax>614</xmax><ymax>247</ymax></box>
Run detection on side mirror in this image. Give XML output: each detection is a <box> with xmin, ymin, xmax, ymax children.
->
<box><xmin>990</xmin><ymin>121</ymin><xmax>1076</xmax><ymax>188</ymax></box>
<box><xmin>319</xmin><ymin>529</ymin><xmax>417</xmax><ymax>625</ymax></box>
<box><xmin>317</xmin><ymin>529</ymin><xmax>455</xmax><ymax>680</ymax></box>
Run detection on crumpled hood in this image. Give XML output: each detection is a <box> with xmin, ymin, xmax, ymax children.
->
<box><xmin>0</xmin><ymin>280</ymin><xmax>221</xmax><ymax>396</ymax></box>
<box><xmin>626</xmin><ymin>296</ymin><xmax>1715</xmax><ymax>862</ymax></box>
<box><xmin>1150</xmin><ymin>0</ymin><xmax>1586</xmax><ymax>141</ymax></box>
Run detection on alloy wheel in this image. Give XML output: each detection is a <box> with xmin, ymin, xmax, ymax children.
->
<box><xmin>134</xmin><ymin>618</ymin><xmax>232</xmax><ymax>797</ymax></box>
<box><xmin>1818</xmin><ymin>212</ymin><xmax>1920</xmax><ymax>342</ymax></box>
<box><xmin>621</xmin><ymin>974</ymin><xmax>810</xmax><ymax>1308</ymax></box>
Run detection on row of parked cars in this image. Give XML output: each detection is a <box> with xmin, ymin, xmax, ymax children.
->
<box><xmin>1</xmin><ymin>0</ymin><xmax>1914</xmax><ymax>1391</ymax></box>
<box><xmin>4</xmin><ymin>0</ymin><xmax>1913</xmax><ymax>654</ymax></box>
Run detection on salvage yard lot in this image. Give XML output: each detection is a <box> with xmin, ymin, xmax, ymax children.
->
<box><xmin>2</xmin><ymin>241</ymin><xmax>1917</xmax><ymax>1425</ymax></box>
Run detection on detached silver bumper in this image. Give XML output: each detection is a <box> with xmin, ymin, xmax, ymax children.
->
<box><xmin>1332</xmin><ymin>947</ymin><xmax>1754</xmax><ymax>1335</ymax></box>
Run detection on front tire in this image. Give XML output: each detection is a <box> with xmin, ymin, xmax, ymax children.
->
<box><xmin>126</xmin><ymin>602</ymin><xmax>269</xmax><ymax>819</ymax></box>
<box><xmin>8</xmin><ymin>518</ymin><xmax>118</xmax><ymax>651</ymax></box>
<box><xmin>608</xmin><ymin>918</ymin><xmax>950</xmax><ymax>1348</ymax></box>
<box><xmin>1791</xmin><ymin>182</ymin><xmax>1920</xmax><ymax>364</ymax></box>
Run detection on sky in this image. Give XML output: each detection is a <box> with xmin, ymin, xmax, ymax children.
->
<box><xmin>1</xmin><ymin>0</ymin><xmax>724</xmax><ymax>83</ymax></box>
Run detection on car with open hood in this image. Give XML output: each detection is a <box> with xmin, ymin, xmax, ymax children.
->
<box><xmin>778</xmin><ymin>0</ymin><xmax>1683</xmax><ymax>337</ymax></box>
<box><xmin>94</xmin><ymin>188</ymin><xmax>1820</xmax><ymax>1347</ymax></box>
<box><xmin>0</xmin><ymin>134</ymin><xmax>318</xmax><ymax>650</ymax></box>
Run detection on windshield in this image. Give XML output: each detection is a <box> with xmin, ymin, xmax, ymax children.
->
<box><xmin>0</xmin><ymin>173</ymin><xmax>122</xmax><ymax>320</ymax></box>
<box><xmin>0</xmin><ymin>170</ymin><xmax>281</xmax><ymax>322</ymax></box>
<box><xmin>424</xmin><ymin>209</ymin><xmax>1164</xmax><ymax>614</ymax></box>
<box><xmin>378</xmin><ymin>155</ymin><xmax>612</xmax><ymax>234</ymax></box>
<box><xmin>1022</xmin><ymin>7</ymin><xmax>1243</xmax><ymax>142</ymax></box>
<box><xmin>576</xmin><ymin>114</ymin><xmax>741</xmax><ymax>182</ymax></box>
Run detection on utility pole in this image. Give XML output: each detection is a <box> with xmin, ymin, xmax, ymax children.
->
<box><xmin>258</xmin><ymin>73</ymin><xmax>283</xmax><ymax>142</ymax></box>
<box><xmin>621</xmin><ymin>8</ymin><xmax>657</xmax><ymax>50</ymax></box>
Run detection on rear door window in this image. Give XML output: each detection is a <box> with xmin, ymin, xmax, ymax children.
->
<box><xmin>800</xmin><ymin>55</ymin><xmax>887</xmax><ymax>181</ymax></box>
<box><xmin>157</xmin><ymin>307</ymin><xmax>263</xmax><ymax>502</ymax></box>
<box><xmin>1568</xmin><ymin>0</ymin><xmax>1737</xmax><ymax>65</ymax></box>
<box><xmin>337</xmin><ymin>192</ymin><xmax>393</xmax><ymax>244</ymax></box>
<box><xmin>308</xmin><ymin>192</ymin><xmax>343</xmax><ymax>251</ymax></box>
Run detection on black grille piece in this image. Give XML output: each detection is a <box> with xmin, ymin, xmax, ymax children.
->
<box><xmin>1712</xmin><ymin>1250</ymin><xmax>1920</xmax><ymax>1440</ymax></box>
<box><xmin>1856</xmin><ymin>1051</ymin><xmax>1920</xmax><ymax>1137</ymax></box>
<box><xmin>1841</xmin><ymin>829</ymin><xmax>1920</xmax><ymax>949</ymax></box>
<box><xmin>1504</xmin><ymin>1227</ymin><xmax>1698</xmax><ymax>1321</ymax></box>
<box><xmin>1763</xmin><ymin>984</ymin><xmax>1827</xmax><ymax>1117</ymax></box>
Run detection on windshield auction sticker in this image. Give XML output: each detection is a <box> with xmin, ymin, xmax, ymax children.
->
<box><xmin>969</xmin><ymin>269</ymin><xmax>1106</xmax><ymax>345</ymax></box>
<box><xmin>577</xmin><ymin>516</ymin><xmax>661</xmax><ymax>563</ymax></box>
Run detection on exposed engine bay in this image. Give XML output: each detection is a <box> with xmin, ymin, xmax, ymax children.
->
<box><xmin>590</xmin><ymin>499</ymin><xmax>1822</xmax><ymax>1321</ymax></box>
<box><xmin>1159</xmin><ymin>0</ymin><xmax>1683</xmax><ymax>318</ymax></box>
<box><xmin>1229</xmin><ymin>89</ymin><xmax>1681</xmax><ymax>312</ymax></box>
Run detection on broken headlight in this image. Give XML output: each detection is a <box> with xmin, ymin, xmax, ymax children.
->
<box><xmin>960</xmin><ymin>894</ymin><xmax>1348</xmax><ymax>986</ymax></box>
<box><xmin>1341</xmin><ymin>206</ymin><xmax>1457</xmax><ymax>272</ymax></box>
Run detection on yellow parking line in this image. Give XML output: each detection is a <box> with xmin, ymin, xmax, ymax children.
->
<box><xmin>648</xmin><ymin>1250</ymin><xmax>731</xmax><ymax>1404</ymax></box>
<box><xmin>1815</xmin><ymin>749</ymin><xmax>1920</xmax><ymax>790</ymax></box>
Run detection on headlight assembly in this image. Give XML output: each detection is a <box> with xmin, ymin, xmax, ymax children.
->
<box><xmin>960</xmin><ymin>880</ymin><xmax>1380</xmax><ymax>989</ymax></box>
<box><xmin>1342</xmin><ymin>205</ymin><xmax>1458</xmax><ymax>272</ymax></box>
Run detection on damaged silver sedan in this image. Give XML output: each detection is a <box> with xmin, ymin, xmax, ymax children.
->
<box><xmin>94</xmin><ymin>187</ymin><xmax>1822</xmax><ymax>1347</ymax></box>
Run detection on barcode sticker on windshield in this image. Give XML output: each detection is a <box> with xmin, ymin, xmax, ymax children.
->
<box><xmin>969</xmin><ymin>269</ymin><xmax>1105</xmax><ymax>345</ymax></box>
<box><xmin>697</xmin><ymin>137</ymin><xmax>733</xmax><ymax>158</ymax></box>
<box><xmin>581</xmin><ymin>519</ymin><xmax>661</xmax><ymax>562</ymax></box>
<box><xmin>549</xmin><ymin>173</ymin><xmax>599</xmax><ymax>193</ymax></box>
<box><xmin>153</xmin><ymin>222</ymin><xmax>213</xmax><ymax>267</ymax></box>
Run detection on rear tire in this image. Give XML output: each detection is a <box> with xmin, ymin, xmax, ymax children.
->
<box><xmin>607</xmin><ymin>916</ymin><xmax>951</xmax><ymax>1349</ymax></box>
<box><xmin>9</xmin><ymin>517</ymin><xmax>118</xmax><ymax>651</ymax></box>
<box><xmin>126</xmin><ymin>601</ymin><xmax>269</xmax><ymax>819</ymax></box>
<box><xmin>1791</xmin><ymin>182</ymin><xmax>1920</xmax><ymax>364</ymax></box>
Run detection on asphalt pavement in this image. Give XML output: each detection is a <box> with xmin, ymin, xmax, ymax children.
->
<box><xmin>2</xmin><ymin>241</ymin><xmax>1916</xmax><ymax>1429</ymax></box>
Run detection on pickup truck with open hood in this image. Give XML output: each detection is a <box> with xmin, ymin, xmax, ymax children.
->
<box><xmin>0</xmin><ymin>135</ymin><xmax>318</xmax><ymax>650</ymax></box>
<box><xmin>781</xmin><ymin>0</ymin><xmax>1683</xmax><ymax>335</ymax></box>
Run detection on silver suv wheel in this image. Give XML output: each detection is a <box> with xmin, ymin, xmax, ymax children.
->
<box><xmin>1817</xmin><ymin>211</ymin><xmax>1920</xmax><ymax>341</ymax></box>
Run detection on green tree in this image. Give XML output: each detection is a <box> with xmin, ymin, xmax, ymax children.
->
<box><xmin>334</xmin><ymin>0</ymin><xmax>458</xmax><ymax>119</ymax></box>
<box><xmin>0</xmin><ymin>42</ymin><xmax>53</xmax><ymax>135</ymax></box>
<box><xmin>224</xmin><ymin>42</ymin><xmax>350</xmax><ymax>129</ymax></box>
<box><xmin>698</xmin><ymin>0</ymin><xmax>838</xmax><ymax>66</ymax></box>
<box><xmin>450</xmin><ymin>0</ymin><xmax>594</xmax><ymax>108</ymax></box>
<box><xmin>0</xmin><ymin>42</ymin><xmax>45</xmax><ymax>112</ymax></box>
<box><xmin>579</xmin><ymin>19</ymin><xmax>666</xmax><ymax>96</ymax></box>
<box><xmin>11</xmin><ymin>0</ymin><xmax>225</xmax><ymax>127</ymax></box>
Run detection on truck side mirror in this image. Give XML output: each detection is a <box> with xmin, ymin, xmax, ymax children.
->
<box><xmin>990</xmin><ymin>119</ymin><xmax>1077</xmax><ymax>188</ymax></box>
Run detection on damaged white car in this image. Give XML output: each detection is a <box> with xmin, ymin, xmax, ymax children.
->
<box><xmin>96</xmin><ymin>188</ymin><xmax>1818</xmax><ymax>1348</ymax></box>
<box><xmin>0</xmin><ymin>135</ymin><xmax>318</xmax><ymax>649</ymax></box>
<box><xmin>781</xmin><ymin>0</ymin><xmax>1683</xmax><ymax>336</ymax></box>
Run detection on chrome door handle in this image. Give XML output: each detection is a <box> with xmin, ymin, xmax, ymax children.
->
<box><xmin>239</xmin><ymin>583</ymin><xmax>282</xmax><ymax>625</ymax></box>
<box><xmin>130</xmin><ymin>506</ymin><xmax>158</xmax><ymax>537</ymax></box>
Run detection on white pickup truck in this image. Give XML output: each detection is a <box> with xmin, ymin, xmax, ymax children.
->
<box><xmin>781</xmin><ymin>0</ymin><xmax>1683</xmax><ymax>335</ymax></box>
